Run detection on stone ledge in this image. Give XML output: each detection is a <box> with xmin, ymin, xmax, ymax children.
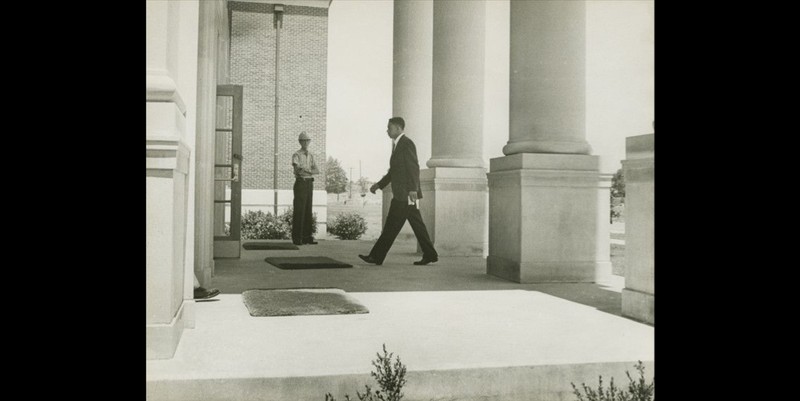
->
<box><xmin>488</xmin><ymin>169</ymin><xmax>602</xmax><ymax>189</ymax></box>
<box><xmin>625</xmin><ymin>134</ymin><xmax>654</xmax><ymax>160</ymax></box>
<box><xmin>147</xmin><ymin>138</ymin><xmax>191</xmax><ymax>174</ymax></box>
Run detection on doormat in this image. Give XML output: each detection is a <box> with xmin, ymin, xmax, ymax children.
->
<box><xmin>243</xmin><ymin>242</ymin><xmax>299</xmax><ymax>251</ymax></box>
<box><xmin>241</xmin><ymin>288</ymin><xmax>369</xmax><ymax>317</ymax></box>
<box><xmin>264</xmin><ymin>256</ymin><xmax>353</xmax><ymax>270</ymax></box>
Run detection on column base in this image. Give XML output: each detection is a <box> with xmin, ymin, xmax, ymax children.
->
<box><xmin>503</xmin><ymin>139</ymin><xmax>592</xmax><ymax>155</ymax></box>
<box><xmin>420</xmin><ymin>167</ymin><xmax>488</xmax><ymax>257</ymax></box>
<box><xmin>622</xmin><ymin>288</ymin><xmax>654</xmax><ymax>325</ymax></box>
<box><xmin>487</xmin><ymin>153</ymin><xmax>611</xmax><ymax>283</ymax></box>
<box><xmin>487</xmin><ymin>255</ymin><xmax>612</xmax><ymax>283</ymax></box>
<box><xmin>147</xmin><ymin>300</ymin><xmax>191</xmax><ymax>359</ymax></box>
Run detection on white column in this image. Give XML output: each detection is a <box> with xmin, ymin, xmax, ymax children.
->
<box><xmin>621</xmin><ymin>133</ymin><xmax>654</xmax><ymax>324</ymax></box>
<box><xmin>427</xmin><ymin>0</ymin><xmax>485</xmax><ymax>169</ymax></box>
<box><xmin>194</xmin><ymin>0</ymin><xmax>224</xmax><ymax>288</ymax></box>
<box><xmin>487</xmin><ymin>1</ymin><xmax>611</xmax><ymax>283</ymax></box>
<box><xmin>383</xmin><ymin>0</ymin><xmax>433</xmax><ymax>241</ymax></box>
<box><xmin>413</xmin><ymin>0</ymin><xmax>488</xmax><ymax>257</ymax></box>
<box><xmin>393</xmin><ymin>0</ymin><xmax>432</xmax><ymax>167</ymax></box>
<box><xmin>503</xmin><ymin>0</ymin><xmax>591</xmax><ymax>156</ymax></box>
<box><xmin>146</xmin><ymin>0</ymin><xmax>199</xmax><ymax>359</ymax></box>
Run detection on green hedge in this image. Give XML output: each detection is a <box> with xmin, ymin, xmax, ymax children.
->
<box><xmin>241</xmin><ymin>209</ymin><xmax>317</xmax><ymax>240</ymax></box>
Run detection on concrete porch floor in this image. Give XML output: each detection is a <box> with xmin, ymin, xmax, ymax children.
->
<box><xmin>146</xmin><ymin>238</ymin><xmax>653</xmax><ymax>401</ymax></box>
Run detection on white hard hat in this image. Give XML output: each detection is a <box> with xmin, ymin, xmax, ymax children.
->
<box><xmin>298</xmin><ymin>131</ymin><xmax>310</xmax><ymax>141</ymax></box>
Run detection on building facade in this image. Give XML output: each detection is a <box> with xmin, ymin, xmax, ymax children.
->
<box><xmin>146</xmin><ymin>0</ymin><xmax>654</xmax><ymax>360</ymax></box>
<box><xmin>229</xmin><ymin>1</ymin><xmax>329</xmax><ymax>229</ymax></box>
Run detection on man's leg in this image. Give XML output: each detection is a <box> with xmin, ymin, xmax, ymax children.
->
<box><xmin>407</xmin><ymin>206</ymin><xmax>438</xmax><ymax>259</ymax></box>
<box><xmin>292</xmin><ymin>180</ymin><xmax>305</xmax><ymax>244</ymax></box>
<box><xmin>303</xmin><ymin>181</ymin><xmax>314</xmax><ymax>242</ymax></box>
<box><xmin>369</xmin><ymin>199</ymin><xmax>408</xmax><ymax>263</ymax></box>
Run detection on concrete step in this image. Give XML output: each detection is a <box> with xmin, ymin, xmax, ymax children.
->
<box><xmin>147</xmin><ymin>291</ymin><xmax>653</xmax><ymax>401</ymax></box>
<box><xmin>147</xmin><ymin>360</ymin><xmax>654</xmax><ymax>401</ymax></box>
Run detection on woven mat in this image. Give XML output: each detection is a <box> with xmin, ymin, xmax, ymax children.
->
<box><xmin>241</xmin><ymin>288</ymin><xmax>369</xmax><ymax>317</ymax></box>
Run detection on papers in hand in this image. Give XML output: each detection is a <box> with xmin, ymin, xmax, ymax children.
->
<box><xmin>408</xmin><ymin>196</ymin><xmax>419</xmax><ymax>209</ymax></box>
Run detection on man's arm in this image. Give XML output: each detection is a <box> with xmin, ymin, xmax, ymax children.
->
<box><xmin>291</xmin><ymin>153</ymin><xmax>303</xmax><ymax>175</ymax></box>
<box><xmin>308</xmin><ymin>154</ymin><xmax>320</xmax><ymax>175</ymax></box>
<box><xmin>372</xmin><ymin>170</ymin><xmax>391</xmax><ymax>193</ymax></box>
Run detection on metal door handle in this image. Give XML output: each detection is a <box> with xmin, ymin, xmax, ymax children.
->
<box><xmin>232</xmin><ymin>162</ymin><xmax>240</xmax><ymax>182</ymax></box>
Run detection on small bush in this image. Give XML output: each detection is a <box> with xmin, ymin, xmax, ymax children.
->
<box><xmin>325</xmin><ymin>344</ymin><xmax>407</xmax><ymax>401</ymax></box>
<box><xmin>571</xmin><ymin>361</ymin><xmax>654</xmax><ymax>401</ymax></box>
<box><xmin>611</xmin><ymin>197</ymin><xmax>625</xmax><ymax>223</ymax></box>
<box><xmin>241</xmin><ymin>210</ymin><xmax>287</xmax><ymax>240</ymax></box>
<box><xmin>327</xmin><ymin>212</ymin><xmax>368</xmax><ymax>240</ymax></box>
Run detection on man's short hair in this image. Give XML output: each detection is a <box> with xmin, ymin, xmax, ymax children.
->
<box><xmin>388</xmin><ymin>117</ymin><xmax>405</xmax><ymax>130</ymax></box>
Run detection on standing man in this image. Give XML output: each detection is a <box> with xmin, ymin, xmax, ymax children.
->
<box><xmin>359</xmin><ymin>117</ymin><xmax>438</xmax><ymax>265</ymax></box>
<box><xmin>291</xmin><ymin>131</ymin><xmax>319</xmax><ymax>245</ymax></box>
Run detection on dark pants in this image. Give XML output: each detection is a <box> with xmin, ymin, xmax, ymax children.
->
<box><xmin>292</xmin><ymin>178</ymin><xmax>314</xmax><ymax>244</ymax></box>
<box><xmin>369</xmin><ymin>199</ymin><xmax>437</xmax><ymax>263</ymax></box>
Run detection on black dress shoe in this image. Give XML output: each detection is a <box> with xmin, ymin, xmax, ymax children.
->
<box><xmin>194</xmin><ymin>287</ymin><xmax>220</xmax><ymax>299</ymax></box>
<box><xmin>358</xmin><ymin>254</ymin><xmax>382</xmax><ymax>265</ymax></box>
<box><xmin>303</xmin><ymin>240</ymin><xmax>318</xmax><ymax>245</ymax></box>
<box><xmin>413</xmin><ymin>256</ymin><xmax>438</xmax><ymax>265</ymax></box>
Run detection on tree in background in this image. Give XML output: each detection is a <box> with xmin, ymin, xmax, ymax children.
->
<box><xmin>325</xmin><ymin>156</ymin><xmax>349</xmax><ymax>201</ymax></box>
<box><xmin>610</xmin><ymin>168</ymin><xmax>625</xmax><ymax>222</ymax></box>
<box><xmin>611</xmin><ymin>168</ymin><xmax>625</xmax><ymax>198</ymax></box>
<box><xmin>357</xmin><ymin>177</ymin><xmax>372</xmax><ymax>198</ymax></box>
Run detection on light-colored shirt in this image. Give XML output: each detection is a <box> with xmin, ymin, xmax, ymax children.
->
<box><xmin>392</xmin><ymin>133</ymin><xmax>405</xmax><ymax>152</ymax></box>
<box><xmin>292</xmin><ymin>149</ymin><xmax>318</xmax><ymax>179</ymax></box>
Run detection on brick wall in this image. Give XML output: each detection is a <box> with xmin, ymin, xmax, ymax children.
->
<box><xmin>229</xmin><ymin>1</ymin><xmax>328</xmax><ymax>192</ymax></box>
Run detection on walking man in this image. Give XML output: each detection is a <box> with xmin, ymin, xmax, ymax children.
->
<box><xmin>359</xmin><ymin>117</ymin><xmax>438</xmax><ymax>265</ymax></box>
<box><xmin>291</xmin><ymin>131</ymin><xmax>319</xmax><ymax>245</ymax></box>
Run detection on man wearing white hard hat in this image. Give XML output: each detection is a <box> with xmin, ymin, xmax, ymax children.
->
<box><xmin>291</xmin><ymin>131</ymin><xmax>319</xmax><ymax>245</ymax></box>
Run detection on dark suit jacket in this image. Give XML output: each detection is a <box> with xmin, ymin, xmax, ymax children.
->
<box><xmin>376</xmin><ymin>135</ymin><xmax>423</xmax><ymax>201</ymax></box>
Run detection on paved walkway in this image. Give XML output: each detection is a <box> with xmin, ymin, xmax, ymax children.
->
<box><xmin>212</xmin><ymin>238</ymin><xmax>626</xmax><ymax>316</ymax></box>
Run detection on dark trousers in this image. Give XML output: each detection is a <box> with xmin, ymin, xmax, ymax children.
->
<box><xmin>369</xmin><ymin>199</ymin><xmax>437</xmax><ymax>263</ymax></box>
<box><xmin>292</xmin><ymin>178</ymin><xmax>314</xmax><ymax>244</ymax></box>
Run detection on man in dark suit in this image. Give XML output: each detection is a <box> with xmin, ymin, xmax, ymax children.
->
<box><xmin>359</xmin><ymin>117</ymin><xmax>438</xmax><ymax>266</ymax></box>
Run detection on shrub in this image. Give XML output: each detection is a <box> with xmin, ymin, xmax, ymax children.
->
<box><xmin>327</xmin><ymin>212</ymin><xmax>368</xmax><ymax>240</ymax></box>
<box><xmin>240</xmin><ymin>210</ymin><xmax>287</xmax><ymax>240</ymax></box>
<box><xmin>571</xmin><ymin>361</ymin><xmax>654</xmax><ymax>401</ymax></box>
<box><xmin>611</xmin><ymin>197</ymin><xmax>625</xmax><ymax>223</ymax></box>
<box><xmin>240</xmin><ymin>209</ymin><xmax>318</xmax><ymax>240</ymax></box>
<box><xmin>325</xmin><ymin>344</ymin><xmax>407</xmax><ymax>401</ymax></box>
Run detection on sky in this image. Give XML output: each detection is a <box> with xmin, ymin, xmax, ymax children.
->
<box><xmin>326</xmin><ymin>0</ymin><xmax>654</xmax><ymax>182</ymax></box>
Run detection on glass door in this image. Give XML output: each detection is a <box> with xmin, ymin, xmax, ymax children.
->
<box><xmin>213</xmin><ymin>85</ymin><xmax>243</xmax><ymax>258</ymax></box>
